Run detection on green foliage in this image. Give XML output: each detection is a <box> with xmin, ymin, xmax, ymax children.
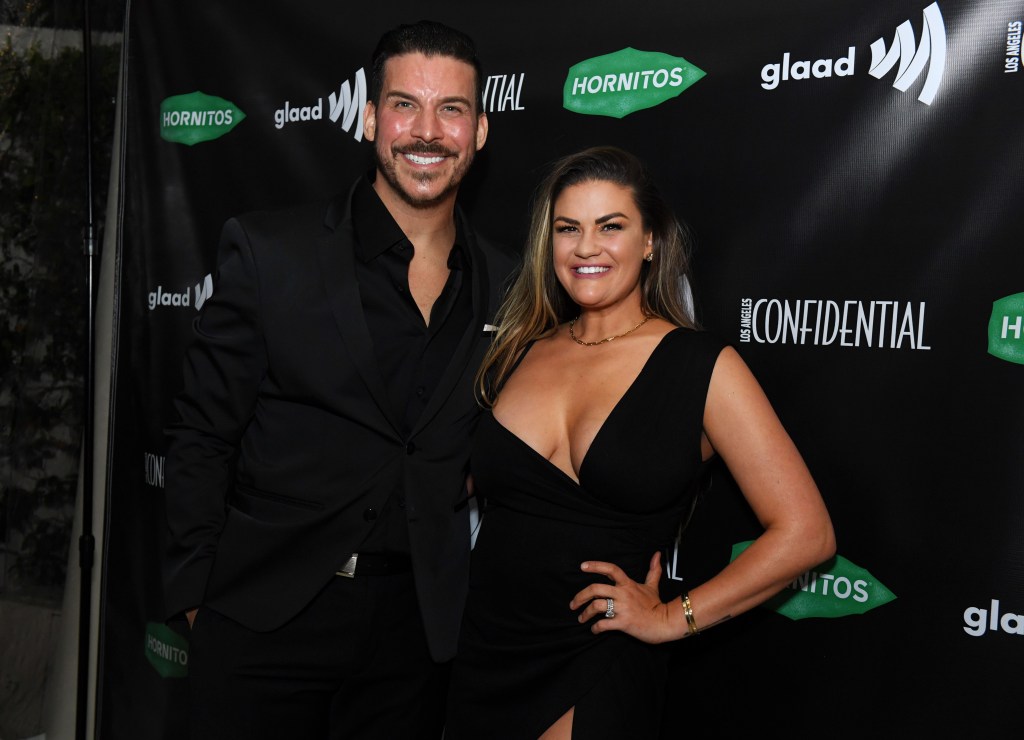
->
<box><xmin>0</xmin><ymin>35</ymin><xmax>119</xmax><ymax>602</ymax></box>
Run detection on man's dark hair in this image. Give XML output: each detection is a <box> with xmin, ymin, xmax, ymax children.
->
<box><xmin>369</xmin><ymin>19</ymin><xmax>484</xmax><ymax>113</ymax></box>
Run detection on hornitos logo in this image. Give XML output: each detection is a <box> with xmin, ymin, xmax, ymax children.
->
<box><xmin>963</xmin><ymin>599</ymin><xmax>1023</xmax><ymax>637</ymax></box>
<box><xmin>761</xmin><ymin>2</ymin><xmax>946</xmax><ymax>106</ymax></box>
<box><xmin>988</xmin><ymin>292</ymin><xmax>1024</xmax><ymax>364</ymax></box>
<box><xmin>739</xmin><ymin>297</ymin><xmax>931</xmax><ymax>350</ymax></box>
<box><xmin>145</xmin><ymin>622</ymin><xmax>188</xmax><ymax>678</ymax></box>
<box><xmin>275</xmin><ymin>68</ymin><xmax>366</xmax><ymax>142</ymax></box>
<box><xmin>484</xmin><ymin>72</ymin><xmax>526</xmax><ymax>113</ymax></box>
<box><xmin>147</xmin><ymin>273</ymin><xmax>214</xmax><ymax>312</ymax></box>
<box><xmin>563</xmin><ymin>47</ymin><xmax>705</xmax><ymax>118</ymax></box>
<box><xmin>732</xmin><ymin>541</ymin><xmax>897</xmax><ymax>619</ymax></box>
<box><xmin>160</xmin><ymin>91</ymin><xmax>245</xmax><ymax>145</ymax></box>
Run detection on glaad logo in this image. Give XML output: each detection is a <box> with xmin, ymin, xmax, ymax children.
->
<box><xmin>988</xmin><ymin>292</ymin><xmax>1024</xmax><ymax>364</ymax></box>
<box><xmin>739</xmin><ymin>297</ymin><xmax>931</xmax><ymax>350</ymax></box>
<box><xmin>275</xmin><ymin>69</ymin><xmax>366</xmax><ymax>142</ymax></box>
<box><xmin>160</xmin><ymin>91</ymin><xmax>246</xmax><ymax>145</ymax></box>
<box><xmin>760</xmin><ymin>2</ymin><xmax>947</xmax><ymax>106</ymax></box>
<box><xmin>274</xmin><ymin>99</ymin><xmax>324</xmax><ymax>127</ymax></box>
<box><xmin>483</xmin><ymin>73</ymin><xmax>526</xmax><ymax>113</ymax></box>
<box><xmin>760</xmin><ymin>48</ymin><xmax>855</xmax><ymax>90</ymax></box>
<box><xmin>963</xmin><ymin>599</ymin><xmax>1023</xmax><ymax>637</ymax></box>
<box><xmin>194</xmin><ymin>273</ymin><xmax>214</xmax><ymax>310</ymax></box>
<box><xmin>563</xmin><ymin>47</ymin><xmax>706</xmax><ymax>118</ymax></box>
<box><xmin>868</xmin><ymin>1</ymin><xmax>946</xmax><ymax>105</ymax></box>
<box><xmin>145</xmin><ymin>622</ymin><xmax>188</xmax><ymax>678</ymax></box>
<box><xmin>147</xmin><ymin>274</ymin><xmax>214</xmax><ymax>312</ymax></box>
<box><xmin>732</xmin><ymin>541</ymin><xmax>897</xmax><ymax>619</ymax></box>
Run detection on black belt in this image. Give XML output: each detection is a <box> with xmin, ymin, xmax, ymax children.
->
<box><xmin>336</xmin><ymin>552</ymin><xmax>412</xmax><ymax>578</ymax></box>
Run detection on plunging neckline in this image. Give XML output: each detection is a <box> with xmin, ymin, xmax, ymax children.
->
<box><xmin>490</xmin><ymin>328</ymin><xmax>683</xmax><ymax>485</ymax></box>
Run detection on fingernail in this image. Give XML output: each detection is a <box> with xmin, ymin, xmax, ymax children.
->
<box><xmin>581</xmin><ymin>562</ymin><xmax>589</xmax><ymax>570</ymax></box>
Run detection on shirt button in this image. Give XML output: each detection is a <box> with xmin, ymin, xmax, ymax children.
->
<box><xmin>362</xmin><ymin>507</ymin><xmax>377</xmax><ymax>522</ymax></box>
<box><xmin>415</xmin><ymin>386</ymin><xmax>425</xmax><ymax>397</ymax></box>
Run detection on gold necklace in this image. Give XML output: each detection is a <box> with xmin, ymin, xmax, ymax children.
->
<box><xmin>569</xmin><ymin>314</ymin><xmax>650</xmax><ymax>346</ymax></box>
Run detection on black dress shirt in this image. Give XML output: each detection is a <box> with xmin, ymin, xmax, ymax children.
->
<box><xmin>351</xmin><ymin>173</ymin><xmax>473</xmax><ymax>555</ymax></box>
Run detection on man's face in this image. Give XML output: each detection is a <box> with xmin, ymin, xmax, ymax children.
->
<box><xmin>364</xmin><ymin>52</ymin><xmax>488</xmax><ymax>210</ymax></box>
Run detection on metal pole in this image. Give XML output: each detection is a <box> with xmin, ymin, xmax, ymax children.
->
<box><xmin>77</xmin><ymin>0</ymin><xmax>97</xmax><ymax>737</ymax></box>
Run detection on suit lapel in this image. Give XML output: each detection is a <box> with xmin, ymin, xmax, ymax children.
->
<box><xmin>412</xmin><ymin>220</ymin><xmax>494</xmax><ymax>435</ymax></box>
<box><xmin>316</xmin><ymin>190</ymin><xmax>401</xmax><ymax>437</ymax></box>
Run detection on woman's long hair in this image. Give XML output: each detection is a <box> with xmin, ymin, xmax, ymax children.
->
<box><xmin>476</xmin><ymin>145</ymin><xmax>699</xmax><ymax>407</ymax></box>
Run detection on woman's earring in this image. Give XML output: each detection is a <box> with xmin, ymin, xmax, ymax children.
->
<box><xmin>644</xmin><ymin>252</ymin><xmax>654</xmax><ymax>262</ymax></box>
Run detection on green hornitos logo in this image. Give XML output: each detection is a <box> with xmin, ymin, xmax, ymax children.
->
<box><xmin>732</xmin><ymin>541</ymin><xmax>896</xmax><ymax>619</ymax></box>
<box><xmin>145</xmin><ymin>621</ymin><xmax>188</xmax><ymax>678</ymax></box>
<box><xmin>988</xmin><ymin>293</ymin><xmax>1024</xmax><ymax>365</ymax></box>
<box><xmin>563</xmin><ymin>47</ymin><xmax>706</xmax><ymax>118</ymax></box>
<box><xmin>160</xmin><ymin>91</ymin><xmax>245</xmax><ymax>146</ymax></box>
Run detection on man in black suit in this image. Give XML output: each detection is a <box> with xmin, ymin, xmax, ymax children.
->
<box><xmin>163</xmin><ymin>20</ymin><xmax>517</xmax><ymax>739</ymax></box>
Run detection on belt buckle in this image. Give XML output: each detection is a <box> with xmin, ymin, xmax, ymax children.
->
<box><xmin>336</xmin><ymin>553</ymin><xmax>358</xmax><ymax>578</ymax></box>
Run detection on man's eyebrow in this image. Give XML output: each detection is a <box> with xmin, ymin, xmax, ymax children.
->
<box><xmin>384</xmin><ymin>90</ymin><xmax>473</xmax><ymax>107</ymax></box>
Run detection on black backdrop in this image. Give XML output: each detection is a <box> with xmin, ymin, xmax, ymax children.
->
<box><xmin>100</xmin><ymin>1</ymin><xmax>1024</xmax><ymax>736</ymax></box>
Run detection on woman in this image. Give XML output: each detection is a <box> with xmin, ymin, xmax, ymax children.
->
<box><xmin>445</xmin><ymin>146</ymin><xmax>835</xmax><ymax>739</ymax></box>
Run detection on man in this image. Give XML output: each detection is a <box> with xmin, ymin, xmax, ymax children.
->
<box><xmin>163</xmin><ymin>20</ymin><xmax>517</xmax><ymax>739</ymax></box>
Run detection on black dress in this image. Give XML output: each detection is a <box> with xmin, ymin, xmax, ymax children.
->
<box><xmin>445</xmin><ymin>328</ymin><xmax>727</xmax><ymax>740</ymax></box>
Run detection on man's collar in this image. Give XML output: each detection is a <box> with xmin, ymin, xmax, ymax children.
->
<box><xmin>353</xmin><ymin>172</ymin><xmax>407</xmax><ymax>262</ymax></box>
<box><xmin>352</xmin><ymin>171</ymin><xmax>471</xmax><ymax>265</ymax></box>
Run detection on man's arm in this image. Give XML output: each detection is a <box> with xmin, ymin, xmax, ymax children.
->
<box><xmin>163</xmin><ymin>217</ymin><xmax>268</xmax><ymax>620</ymax></box>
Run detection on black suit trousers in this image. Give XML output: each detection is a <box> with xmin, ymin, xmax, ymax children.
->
<box><xmin>187</xmin><ymin>571</ymin><xmax>449</xmax><ymax>740</ymax></box>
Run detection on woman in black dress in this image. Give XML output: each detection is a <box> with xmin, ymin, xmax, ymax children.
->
<box><xmin>445</xmin><ymin>146</ymin><xmax>835</xmax><ymax>739</ymax></box>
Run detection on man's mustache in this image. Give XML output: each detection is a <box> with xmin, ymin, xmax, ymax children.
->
<box><xmin>396</xmin><ymin>142</ymin><xmax>457</xmax><ymax>157</ymax></box>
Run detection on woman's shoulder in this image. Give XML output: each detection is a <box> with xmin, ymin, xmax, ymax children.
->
<box><xmin>661</xmin><ymin>325</ymin><xmax>732</xmax><ymax>358</ymax></box>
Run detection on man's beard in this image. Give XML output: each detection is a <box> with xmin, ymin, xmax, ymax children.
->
<box><xmin>374</xmin><ymin>141</ymin><xmax>475</xmax><ymax>209</ymax></box>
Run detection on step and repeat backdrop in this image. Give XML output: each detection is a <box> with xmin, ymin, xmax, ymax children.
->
<box><xmin>103</xmin><ymin>1</ymin><xmax>1023</xmax><ymax>736</ymax></box>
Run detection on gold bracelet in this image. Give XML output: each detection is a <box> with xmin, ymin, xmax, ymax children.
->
<box><xmin>681</xmin><ymin>593</ymin><xmax>699</xmax><ymax>636</ymax></box>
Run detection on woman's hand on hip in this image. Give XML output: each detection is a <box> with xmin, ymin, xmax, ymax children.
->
<box><xmin>570</xmin><ymin>551</ymin><xmax>685</xmax><ymax>644</ymax></box>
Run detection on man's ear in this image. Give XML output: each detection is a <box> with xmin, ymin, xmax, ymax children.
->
<box><xmin>475</xmin><ymin>112</ymin><xmax>489</xmax><ymax>151</ymax></box>
<box><xmin>363</xmin><ymin>101</ymin><xmax>377</xmax><ymax>142</ymax></box>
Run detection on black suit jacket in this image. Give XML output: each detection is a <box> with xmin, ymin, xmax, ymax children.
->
<box><xmin>163</xmin><ymin>179</ymin><xmax>517</xmax><ymax>661</ymax></box>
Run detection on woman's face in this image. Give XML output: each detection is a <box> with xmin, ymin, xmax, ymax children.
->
<box><xmin>551</xmin><ymin>180</ymin><xmax>652</xmax><ymax>313</ymax></box>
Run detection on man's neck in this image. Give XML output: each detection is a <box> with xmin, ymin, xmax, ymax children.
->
<box><xmin>373</xmin><ymin>176</ymin><xmax>458</xmax><ymax>258</ymax></box>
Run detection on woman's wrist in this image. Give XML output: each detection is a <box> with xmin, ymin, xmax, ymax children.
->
<box><xmin>680</xmin><ymin>593</ymin><xmax>700</xmax><ymax>637</ymax></box>
<box><xmin>661</xmin><ymin>595</ymin><xmax>690</xmax><ymax>642</ymax></box>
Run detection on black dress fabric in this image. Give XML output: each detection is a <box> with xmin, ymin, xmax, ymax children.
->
<box><xmin>445</xmin><ymin>328</ymin><xmax>727</xmax><ymax>740</ymax></box>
